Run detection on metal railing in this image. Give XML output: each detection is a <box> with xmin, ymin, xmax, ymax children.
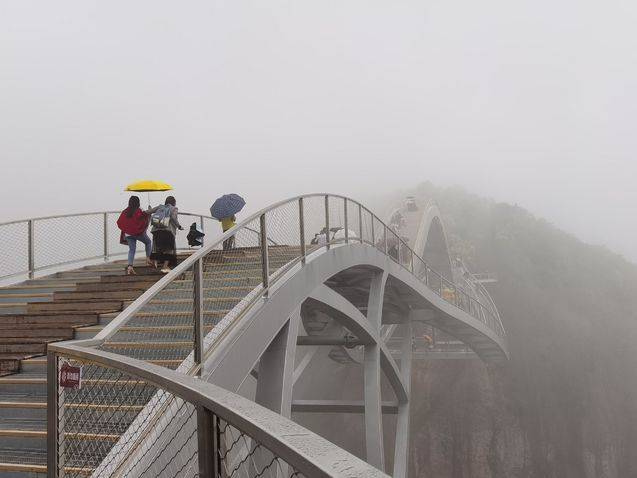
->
<box><xmin>48</xmin><ymin>343</ymin><xmax>388</xmax><ymax>478</ymax></box>
<box><xmin>0</xmin><ymin>210</ymin><xmax>216</xmax><ymax>283</ymax></box>
<box><xmin>47</xmin><ymin>194</ymin><xmax>506</xmax><ymax>477</ymax></box>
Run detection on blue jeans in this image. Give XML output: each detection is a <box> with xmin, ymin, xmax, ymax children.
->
<box><xmin>126</xmin><ymin>233</ymin><xmax>152</xmax><ymax>265</ymax></box>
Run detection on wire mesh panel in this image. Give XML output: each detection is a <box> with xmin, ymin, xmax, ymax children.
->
<box><xmin>218</xmin><ymin>420</ymin><xmax>305</xmax><ymax>478</ymax></box>
<box><xmin>345</xmin><ymin>200</ymin><xmax>362</xmax><ymax>243</ymax></box>
<box><xmin>327</xmin><ymin>196</ymin><xmax>345</xmax><ymax>244</ymax></box>
<box><xmin>0</xmin><ymin>220</ymin><xmax>29</xmax><ymax>280</ymax></box>
<box><xmin>386</xmin><ymin>228</ymin><xmax>400</xmax><ymax>263</ymax></box>
<box><xmin>105</xmin><ymin>212</ymin><xmax>129</xmax><ymax>259</ymax></box>
<box><xmin>302</xmin><ymin>196</ymin><xmax>328</xmax><ymax>256</ymax></box>
<box><xmin>372</xmin><ymin>216</ymin><xmax>385</xmax><ymax>253</ymax></box>
<box><xmin>51</xmin><ymin>347</ymin><xmax>369</xmax><ymax>478</ymax></box>
<box><xmin>361</xmin><ymin>208</ymin><xmax>374</xmax><ymax>245</ymax></box>
<box><xmin>34</xmin><ymin>214</ymin><xmax>104</xmax><ymax>270</ymax></box>
<box><xmin>54</xmin><ymin>355</ymin><xmax>198</xmax><ymax>478</ymax></box>
<box><xmin>100</xmin><ymin>262</ymin><xmax>197</xmax><ymax>369</ymax></box>
<box><xmin>265</xmin><ymin>201</ymin><xmax>302</xmax><ymax>280</ymax></box>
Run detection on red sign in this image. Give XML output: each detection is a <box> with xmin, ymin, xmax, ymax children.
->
<box><xmin>59</xmin><ymin>362</ymin><xmax>82</xmax><ymax>389</ymax></box>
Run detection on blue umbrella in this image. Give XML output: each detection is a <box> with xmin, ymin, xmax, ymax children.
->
<box><xmin>210</xmin><ymin>194</ymin><xmax>246</xmax><ymax>220</ymax></box>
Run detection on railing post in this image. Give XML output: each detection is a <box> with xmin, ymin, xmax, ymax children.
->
<box><xmin>371</xmin><ymin>214</ymin><xmax>375</xmax><ymax>245</ymax></box>
<box><xmin>324</xmin><ymin>195</ymin><xmax>330</xmax><ymax>249</ymax></box>
<box><xmin>299</xmin><ymin>198</ymin><xmax>306</xmax><ymax>264</ymax></box>
<box><xmin>383</xmin><ymin>224</ymin><xmax>388</xmax><ymax>255</ymax></box>
<box><xmin>199</xmin><ymin>215</ymin><xmax>205</xmax><ymax>245</ymax></box>
<box><xmin>193</xmin><ymin>258</ymin><xmax>204</xmax><ymax>375</ymax></box>
<box><xmin>28</xmin><ymin>219</ymin><xmax>35</xmax><ymax>279</ymax></box>
<box><xmin>197</xmin><ymin>407</ymin><xmax>218</xmax><ymax>478</ymax></box>
<box><xmin>260</xmin><ymin>213</ymin><xmax>270</xmax><ymax>296</ymax></box>
<box><xmin>358</xmin><ymin>204</ymin><xmax>363</xmax><ymax>243</ymax></box>
<box><xmin>47</xmin><ymin>351</ymin><xmax>59</xmax><ymax>478</ymax></box>
<box><xmin>103</xmin><ymin>212</ymin><xmax>109</xmax><ymax>262</ymax></box>
<box><xmin>344</xmin><ymin>198</ymin><xmax>349</xmax><ymax>243</ymax></box>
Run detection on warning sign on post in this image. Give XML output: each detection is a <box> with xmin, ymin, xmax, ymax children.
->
<box><xmin>59</xmin><ymin>362</ymin><xmax>82</xmax><ymax>389</ymax></box>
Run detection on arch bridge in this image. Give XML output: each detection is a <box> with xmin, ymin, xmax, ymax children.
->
<box><xmin>0</xmin><ymin>194</ymin><xmax>507</xmax><ymax>478</ymax></box>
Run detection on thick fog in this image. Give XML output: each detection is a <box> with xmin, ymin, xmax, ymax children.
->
<box><xmin>2</xmin><ymin>1</ymin><xmax>636</xmax><ymax>260</ymax></box>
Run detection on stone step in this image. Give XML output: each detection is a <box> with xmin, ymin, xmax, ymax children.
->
<box><xmin>27</xmin><ymin>301</ymin><xmax>123</xmax><ymax>314</ymax></box>
<box><xmin>75</xmin><ymin>281</ymin><xmax>156</xmax><ymax>293</ymax></box>
<box><xmin>0</xmin><ymin>401</ymin><xmax>46</xmax><ymax>421</ymax></box>
<box><xmin>0</xmin><ymin>294</ymin><xmax>52</xmax><ymax>304</ymax></box>
<box><xmin>0</xmin><ymin>286</ymin><xmax>75</xmax><ymax>295</ymax></box>
<box><xmin>0</xmin><ymin>377</ymin><xmax>47</xmax><ymax>396</ymax></box>
<box><xmin>53</xmin><ymin>290</ymin><xmax>143</xmax><ymax>302</ymax></box>
<box><xmin>0</xmin><ymin>461</ymin><xmax>47</xmax><ymax>478</ymax></box>
<box><xmin>0</xmin><ymin>315</ymin><xmax>98</xmax><ymax>326</ymax></box>
<box><xmin>0</xmin><ymin>328</ymin><xmax>74</xmax><ymax>339</ymax></box>
<box><xmin>0</xmin><ymin>343</ymin><xmax>50</xmax><ymax>355</ymax></box>
<box><xmin>0</xmin><ymin>305</ymin><xmax>27</xmax><ymax>316</ymax></box>
<box><xmin>100</xmin><ymin>275</ymin><xmax>167</xmax><ymax>284</ymax></box>
<box><xmin>79</xmin><ymin>266</ymin><xmax>163</xmax><ymax>276</ymax></box>
<box><xmin>0</xmin><ymin>428</ymin><xmax>119</xmax><ymax>456</ymax></box>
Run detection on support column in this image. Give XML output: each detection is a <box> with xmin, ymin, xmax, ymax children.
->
<box><xmin>254</xmin><ymin>308</ymin><xmax>300</xmax><ymax>418</ymax></box>
<box><xmin>393</xmin><ymin>321</ymin><xmax>413</xmax><ymax>478</ymax></box>
<box><xmin>364</xmin><ymin>270</ymin><xmax>387</xmax><ymax>471</ymax></box>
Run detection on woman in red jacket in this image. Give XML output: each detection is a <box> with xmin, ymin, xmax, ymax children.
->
<box><xmin>117</xmin><ymin>196</ymin><xmax>153</xmax><ymax>275</ymax></box>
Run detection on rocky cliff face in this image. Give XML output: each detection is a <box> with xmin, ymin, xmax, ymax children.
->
<box><xmin>405</xmin><ymin>183</ymin><xmax>637</xmax><ymax>478</ymax></box>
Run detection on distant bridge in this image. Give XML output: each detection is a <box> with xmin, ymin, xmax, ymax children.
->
<box><xmin>0</xmin><ymin>194</ymin><xmax>507</xmax><ymax>477</ymax></box>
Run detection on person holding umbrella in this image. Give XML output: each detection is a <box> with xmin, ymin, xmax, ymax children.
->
<box><xmin>148</xmin><ymin>196</ymin><xmax>183</xmax><ymax>273</ymax></box>
<box><xmin>125</xmin><ymin>179</ymin><xmax>173</xmax><ymax>207</ymax></box>
<box><xmin>210</xmin><ymin>194</ymin><xmax>246</xmax><ymax>251</ymax></box>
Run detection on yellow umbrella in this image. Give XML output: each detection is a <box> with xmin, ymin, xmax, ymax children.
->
<box><xmin>125</xmin><ymin>180</ymin><xmax>173</xmax><ymax>207</ymax></box>
<box><xmin>125</xmin><ymin>180</ymin><xmax>173</xmax><ymax>192</ymax></box>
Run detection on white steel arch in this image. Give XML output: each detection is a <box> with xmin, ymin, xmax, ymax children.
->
<box><xmin>48</xmin><ymin>194</ymin><xmax>507</xmax><ymax>478</ymax></box>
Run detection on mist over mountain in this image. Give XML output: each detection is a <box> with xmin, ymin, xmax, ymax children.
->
<box><xmin>399</xmin><ymin>182</ymin><xmax>637</xmax><ymax>477</ymax></box>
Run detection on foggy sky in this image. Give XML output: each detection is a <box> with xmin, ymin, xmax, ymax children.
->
<box><xmin>2</xmin><ymin>1</ymin><xmax>637</xmax><ymax>261</ymax></box>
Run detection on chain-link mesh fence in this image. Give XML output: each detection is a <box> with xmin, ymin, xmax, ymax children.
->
<box><xmin>0</xmin><ymin>220</ymin><xmax>29</xmax><ymax>282</ymax></box>
<box><xmin>34</xmin><ymin>214</ymin><xmax>105</xmax><ymax>271</ymax></box>
<box><xmin>0</xmin><ymin>211</ymin><xmax>211</xmax><ymax>284</ymax></box>
<box><xmin>218</xmin><ymin>420</ymin><xmax>305</xmax><ymax>478</ymax></box>
<box><xmin>47</xmin><ymin>194</ymin><xmax>505</xmax><ymax>477</ymax></box>
<box><xmin>52</xmin><ymin>352</ymin><xmax>310</xmax><ymax>478</ymax></box>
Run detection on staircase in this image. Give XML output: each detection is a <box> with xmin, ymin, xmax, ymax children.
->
<box><xmin>0</xmin><ymin>258</ymin><xmax>171</xmax><ymax>477</ymax></box>
<box><xmin>0</xmin><ymin>246</ymin><xmax>299</xmax><ymax>477</ymax></box>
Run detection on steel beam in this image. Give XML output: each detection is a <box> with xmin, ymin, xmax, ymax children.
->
<box><xmin>292</xmin><ymin>400</ymin><xmax>398</xmax><ymax>415</ymax></box>
<box><xmin>296</xmin><ymin>336</ymin><xmax>363</xmax><ymax>347</ymax></box>
<box><xmin>393</xmin><ymin>322</ymin><xmax>412</xmax><ymax>478</ymax></box>
<box><xmin>254</xmin><ymin>308</ymin><xmax>300</xmax><ymax>418</ymax></box>
<box><xmin>364</xmin><ymin>270</ymin><xmax>388</xmax><ymax>471</ymax></box>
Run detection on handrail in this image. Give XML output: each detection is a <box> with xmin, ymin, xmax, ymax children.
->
<box><xmin>47</xmin><ymin>193</ymin><xmax>506</xmax><ymax>477</ymax></box>
<box><xmin>0</xmin><ymin>209</ymin><xmax>214</xmax><ymax>283</ymax></box>
<box><xmin>92</xmin><ymin>194</ymin><xmax>505</xmax><ymax>350</ymax></box>
<box><xmin>48</xmin><ymin>343</ymin><xmax>389</xmax><ymax>478</ymax></box>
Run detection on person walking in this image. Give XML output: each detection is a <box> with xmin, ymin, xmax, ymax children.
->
<box><xmin>210</xmin><ymin>194</ymin><xmax>245</xmax><ymax>251</ymax></box>
<box><xmin>148</xmin><ymin>196</ymin><xmax>183</xmax><ymax>273</ymax></box>
<box><xmin>221</xmin><ymin>215</ymin><xmax>236</xmax><ymax>250</ymax></box>
<box><xmin>117</xmin><ymin>196</ymin><xmax>153</xmax><ymax>275</ymax></box>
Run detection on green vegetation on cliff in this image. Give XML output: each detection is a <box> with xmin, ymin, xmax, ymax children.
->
<box><xmin>404</xmin><ymin>182</ymin><xmax>637</xmax><ymax>478</ymax></box>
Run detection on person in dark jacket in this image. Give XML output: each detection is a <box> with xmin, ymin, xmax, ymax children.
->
<box><xmin>116</xmin><ymin>196</ymin><xmax>152</xmax><ymax>275</ymax></box>
<box><xmin>148</xmin><ymin>196</ymin><xmax>183</xmax><ymax>273</ymax></box>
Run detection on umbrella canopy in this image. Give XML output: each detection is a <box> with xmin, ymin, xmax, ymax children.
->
<box><xmin>210</xmin><ymin>194</ymin><xmax>246</xmax><ymax>220</ymax></box>
<box><xmin>125</xmin><ymin>180</ymin><xmax>173</xmax><ymax>192</ymax></box>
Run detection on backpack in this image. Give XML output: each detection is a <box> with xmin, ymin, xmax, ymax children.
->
<box><xmin>151</xmin><ymin>205</ymin><xmax>172</xmax><ymax>229</ymax></box>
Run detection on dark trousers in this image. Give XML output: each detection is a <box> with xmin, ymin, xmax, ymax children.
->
<box><xmin>222</xmin><ymin>232</ymin><xmax>235</xmax><ymax>251</ymax></box>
